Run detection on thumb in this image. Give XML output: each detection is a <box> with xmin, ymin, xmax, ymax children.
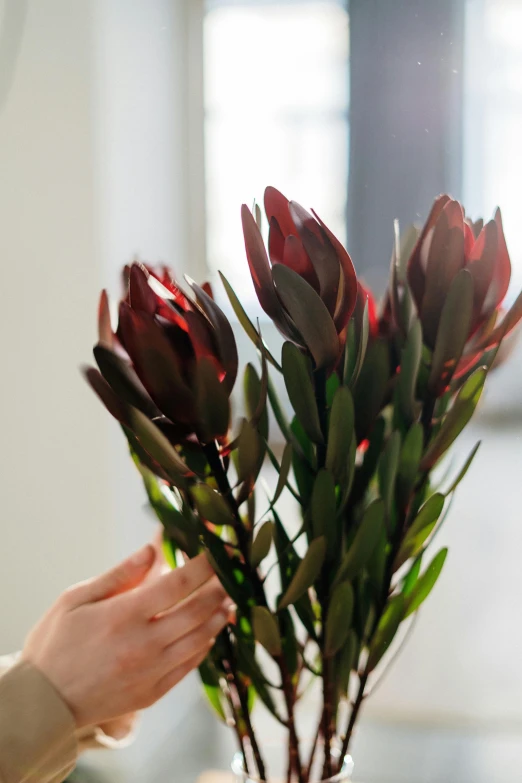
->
<box><xmin>72</xmin><ymin>545</ymin><xmax>156</xmax><ymax>605</ymax></box>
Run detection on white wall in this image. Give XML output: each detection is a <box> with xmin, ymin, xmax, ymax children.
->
<box><xmin>0</xmin><ymin>0</ymin><xmax>113</xmax><ymax>652</ymax></box>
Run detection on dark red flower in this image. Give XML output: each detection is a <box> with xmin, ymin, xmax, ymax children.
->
<box><xmin>407</xmin><ymin>195</ymin><xmax>522</xmax><ymax>381</ymax></box>
<box><xmin>86</xmin><ymin>263</ymin><xmax>238</xmax><ymax>448</ymax></box>
<box><xmin>242</xmin><ymin>186</ymin><xmax>358</xmax><ymax>371</ymax></box>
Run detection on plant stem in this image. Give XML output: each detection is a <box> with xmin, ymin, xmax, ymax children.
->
<box><xmin>314</xmin><ymin>369</ymin><xmax>334</xmax><ymax>781</ymax></box>
<box><xmin>279</xmin><ymin>656</ymin><xmax>305</xmax><ymax>783</ymax></box>
<box><xmin>421</xmin><ymin>395</ymin><xmax>436</xmax><ymax>446</ymax></box>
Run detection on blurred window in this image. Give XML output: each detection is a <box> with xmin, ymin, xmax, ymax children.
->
<box><xmin>463</xmin><ymin>0</ymin><xmax>522</xmax><ymax>299</ymax></box>
<box><xmin>203</xmin><ymin>0</ymin><xmax>349</xmax><ymax>311</ymax></box>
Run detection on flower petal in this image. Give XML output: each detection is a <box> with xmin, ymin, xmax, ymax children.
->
<box><xmin>118</xmin><ymin>303</ymin><xmax>194</xmax><ymax>423</ymax></box>
<box><xmin>186</xmin><ymin>278</ymin><xmax>238</xmax><ymax>394</ymax></box>
<box><xmin>264</xmin><ymin>186</ymin><xmax>298</xmax><ymax>237</ymax></box>
<box><xmin>241</xmin><ymin>203</ymin><xmax>285</xmax><ymax>320</ymax></box>
<box><xmin>129</xmin><ymin>264</ymin><xmax>157</xmax><ymax>315</ymax></box>
<box><xmin>312</xmin><ymin>209</ymin><xmax>358</xmax><ymax>332</ymax></box>
<box><xmin>289</xmin><ymin>201</ymin><xmax>340</xmax><ymax>315</ymax></box>
<box><xmin>467</xmin><ymin>219</ymin><xmax>497</xmax><ymax>320</ymax></box>
<box><xmin>282</xmin><ymin>233</ymin><xmax>320</xmax><ymax>290</ymax></box>
<box><xmin>407</xmin><ymin>194</ymin><xmax>451</xmax><ymax>309</ymax></box>
<box><xmin>421</xmin><ymin>202</ymin><xmax>465</xmax><ymax>348</ymax></box>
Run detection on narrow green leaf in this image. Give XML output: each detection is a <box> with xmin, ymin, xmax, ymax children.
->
<box><xmin>282</xmin><ymin>341</ymin><xmax>324</xmax><ymax>444</ymax></box>
<box><xmin>237</xmin><ymin>419</ymin><xmax>264</xmax><ymax>484</ymax></box>
<box><xmin>326</xmin><ymin>386</ymin><xmax>355</xmax><ymax>481</ymax></box>
<box><xmin>199</xmin><ymin>658</ymin><xmax>227</xmax><ymax>722</ymax></box>
<box><xmin>195</xmin><ymin>358</ymin><xmax>230</xmax><ymax>442</ymax></box>
<box><xmin>250</xmin><ymin>521</ymin><xmax>274</xmax><ymax>568</ymax></box>
<box><xmin>191</xmin><ymin>484</ymin><xmax>235</xmax><ymax>528</ymax></box>
<box><xmin>219</xmin><ymin>272</ymin><xmax>281</xmax><ymax>371</ymax></box>
<box><xmin>444</xmin><ymin>441</ymin><xmax>481</xmax><ymax>495</ymax></box>
<box><xmin>335</xmin><ymin>629</ymin><xmax>358</xmax><ymax>703</ymax></box>
<box><xmin>349</xmin><ymin>300</ymin><xmax>370</xmax><ymax>389</ymax></box>
<box><xmin>272</xmin><ymin>264</ymin><xmax>340</xmax><ymax>370</ymax></box>
<box><xmin>278</xmin><ymin>537</ymin><xmax>326</xmax><ymax>610</ymax></box>
<box><xmin>127</xmin><ymin>408</ymin><xmax>189</xmax><ymax>485</ymax></box>
<box><xmin>421</xmin><ymin>367</ymin><xmax>487</xmax><ymax>471</ymax></box>
<box><xmin>396</xmin><ymin>318</ymin><xmax>422</xmax><ymax>425</ymax></box>
<box><xmin>367</xmin><ymin>595</ymin><xmax>406</xmax><ymax>671</ymax></box>
<box><xmin>428</xmin><ymin>269</ymin><xmax>474</xmax><ymax>395</ymax></box>
<box><xmin>272</xmin><ymin>443</ymin><xmax>293</xmax><ymax>506</ymax></box>
<box><xmin>402</xmin><ymin>554</ymin><xmax>423</xmax><ymax>598</ymax></box>
<box><xmin>335</xmin><ymin>499</ymin><xmax>385</xmax><ymax>584</ymax></box>
<box><xmin>378</xmin><ymin>431</ymin><xmax>402</xmax><ymax>517</ymax></box>
<box><xmin>405</xmin><ymin>548</ymin><xmax>448</xmax><ymax>617</ymax></box>
<box><xmin>397</xmin><ymin>422</ymin><xmax>423</xmax><ymax>501</ymax></box>
<box><xmin>353</xmin><ymin>340</ymin><xmax>390</xmax><ymax>442</ymax></box>
<box><xmin>325</xmin><ymin>582</ymin><xmax>354</xmax><ymax>657</ymax></box>
<box><xmin>343</xmin><ymin>318</ymin><xmax>357</xmax><ymax>385</ymax></box>
<box><xmin>244</xmin><ymin>362</ymin><xmax>269</xmax><ymax>440</ymax></box>
<box><xmin>252</xmin><ymin>606</ymin><xmax>282</xmax><ymax>657</ymax></box>
<box><xmin>394</xmin><ymin>492</ymin><xmax>444</xmax><ymax>570</ymax></box>
<box><xmin>311</xmin><ymin>469</ymin><xmax>337</xmax><ymax>557</ymax></box>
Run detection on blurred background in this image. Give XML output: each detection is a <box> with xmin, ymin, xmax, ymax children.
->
<box><xmin>1</xmin><ymin>0</ymin><xmax>522</xmax><ymax>781</ymax></box>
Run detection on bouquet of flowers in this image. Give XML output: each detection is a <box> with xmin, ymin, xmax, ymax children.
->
<box><xmin>85</xmin><ymin>188</ymin><xmax>522</xmax><ymax>782</ymax></box>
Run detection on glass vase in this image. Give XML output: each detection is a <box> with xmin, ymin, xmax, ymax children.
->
<box><xmin>231</xmin><ymin>745</ymin><xmax>354</xmax><ymax>783</ymax></box>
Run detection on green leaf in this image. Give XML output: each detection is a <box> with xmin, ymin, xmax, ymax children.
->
<box><xmin>325</xmin><ymin>582</ymin><xmax>354</xmax><ymax>657</ymax></box>
<box><xmin>326</xmin><ymin>386</ymin><xmax>355</xmax><ymax>482</ymax></box>
<box><xmin>343</xmin><ymin>318</ymin><xmax>357</xmax><ymax>385</ymax></box>
<box><xmin>396</xmin><ymin>318</ymin><xmax>422</xmax><ymax>425</ymax></box>
<box><xmin>402</xmin><ymin>554</ymin><xmax>423</xmax><ymax>598</ymax></box>
<box><xmin>378</xmin><ymin>431</ymin><xmax>402</xmax><ymax>518</ymax></box>
<box><xmin>278</xmin><ymin>537</ymin><xmax>326</xmax><ymax>610</ymax></box>
<box><xmin>93</xmin><ymin>344</ymin><xmax>159</xmax><ymax>418</ymax></box>
<box><xmin>250</xmin><ymin>521</ymin><xmax>274</xmax><ymax>568</ymax></box>
<box><xmin>394</xmin><ymin>493</ymin><xmax>444</xmax><ymax>570</ymax></box>
<box><xmin>349</xmin><ymin>300</ymin><xmax>370</xmax><ymax>388</ymax></box>
<box><xmin>421</xmin><ymin>367</ymin><xmax>487</xmax><ymax>471</ymax></box>
<box><xmin>272</xmin><ymin>264</ymin><xmax>340</xmax><ymax>371</ymax></box>
<box><xmin>282</xmin><ymin>341</ymin><xmax>324</xmax><ymax>444</ymax></box>
<box><xmin>444</xmin><ymin>441</ymin><xmax>481</xmax><ymax>495</ymax></box>
<box><xmin>252</xmin><ymin>606</ymin><xmax>282</xmax><ymax>657</ymax></box>
<box><xmin>428</xmin><ymin>269</ymin><xmax>474</xmax><ymax>395</ymax></box>
<box><xmin>367</xmin><ymin>595</ymin><xmax>406</xmax><ymax>671</ymax></box>
<box><xmin>397</xmin><ymin>422</ymin><xmax>423</xmax><ymax>504</ymax></box>
<box><xmin>335</xmin><ymin>629</ymin><xmax>358</xmax><ymax>704</ymax></box>
<box><xmin>353</xmin><ymin>340</ymin><xmax>390</xmax><ymax>442</ymax></box>
<box><xmin>199</xmin><ymin>658</ymin><xmax>227</xmax><ymax>722</ymax></box>
<box><xmin>191</xmin><ymin>484</ymin><xmax>235</xmax><ymax>528</ymax></box>
<box><xmin>127</xmin><ymin>408</ymin><xmax>189</xmax><ymax>486</ymax></box>
<box><xmin>237</xmin><ymin>419</ymin><xmax>264</xmax><ymax>484</ymax></box>
<box><xmin>272</xmin><ymin>443</ymin><xmax>293</xmax><ymax>506</ymax></box>
<box><xmin>335</xmin><ymin>499</ymin><xmax>385</xmax><ymax>584</ymax></box>
<box><xmin>279</xmin><ymin>608</ymin><xmax>299</xmax><ymax>675</ymax></box>
<box><xmin>311</xmin><ymin>469</ymin><xmax>337</xmax><ymax>558</ymax></box>
<box><xmin>195</xmin><ymin>358</ymin><xmax>230</xmax><ymax>442</ymax></box>
<box><xmin>219</xmin><ymin>272</ymin><xmax>281</xmax><ymax>371</ymax></box>
<box><xmin>405</xmin><ymin>548</ymin><xmax>448</xmax><ymax>617</ymax></box>
<box><xmin>244</xmin><ymin>362</ymin><xmax>269</xmax><ymax>440</ymax></box>
<box><xmin>235</xmin><ymin>639</ymin><xmax>284</xmax><ymax>724</ymax></box>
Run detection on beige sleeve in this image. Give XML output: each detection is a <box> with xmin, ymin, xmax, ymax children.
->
<box><xmin>0</xmin><ymin>659</ymin><xmax>77</xmax><ymax>783</ymax></box>
<box><xmin>0</xmin><ymin>654</ymin><xmax>137</xmax><ymax>782</ymax></box>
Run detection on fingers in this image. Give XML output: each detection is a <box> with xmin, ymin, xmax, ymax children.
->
<box><xmin>68</xmin><ymin>545</ymin><xmax>156</xmax><ymax>606</ymax></box>
<box><xmin>135</xmin><ymin>553</ymin><xmax>217</xmax><ymax>619</ymax></box>
<box><xmin>161</xmin><ymin>609</ymin><xmax>228</xmax><ymax>671</ymax></box>
<box><xmin>152</xmin><ymin>576</ymin><xmax>230</xmax><ymax>647</ymax></box>
<box><xmin>152</xmin><ymin>644</ymin><xmax>213</xmax><ymax>704</ymax></box>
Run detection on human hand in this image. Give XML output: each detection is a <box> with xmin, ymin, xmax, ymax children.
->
<box><xmin>22</xmin><ymin>547</ymin><xmax>232</xmax><ymax>728</ymax></box>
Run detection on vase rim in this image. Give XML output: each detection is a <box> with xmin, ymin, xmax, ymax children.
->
<box><xmin>231</xmin><ymin>750</ymin><xmax>354</xmax><ymax>782</ymax></box>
